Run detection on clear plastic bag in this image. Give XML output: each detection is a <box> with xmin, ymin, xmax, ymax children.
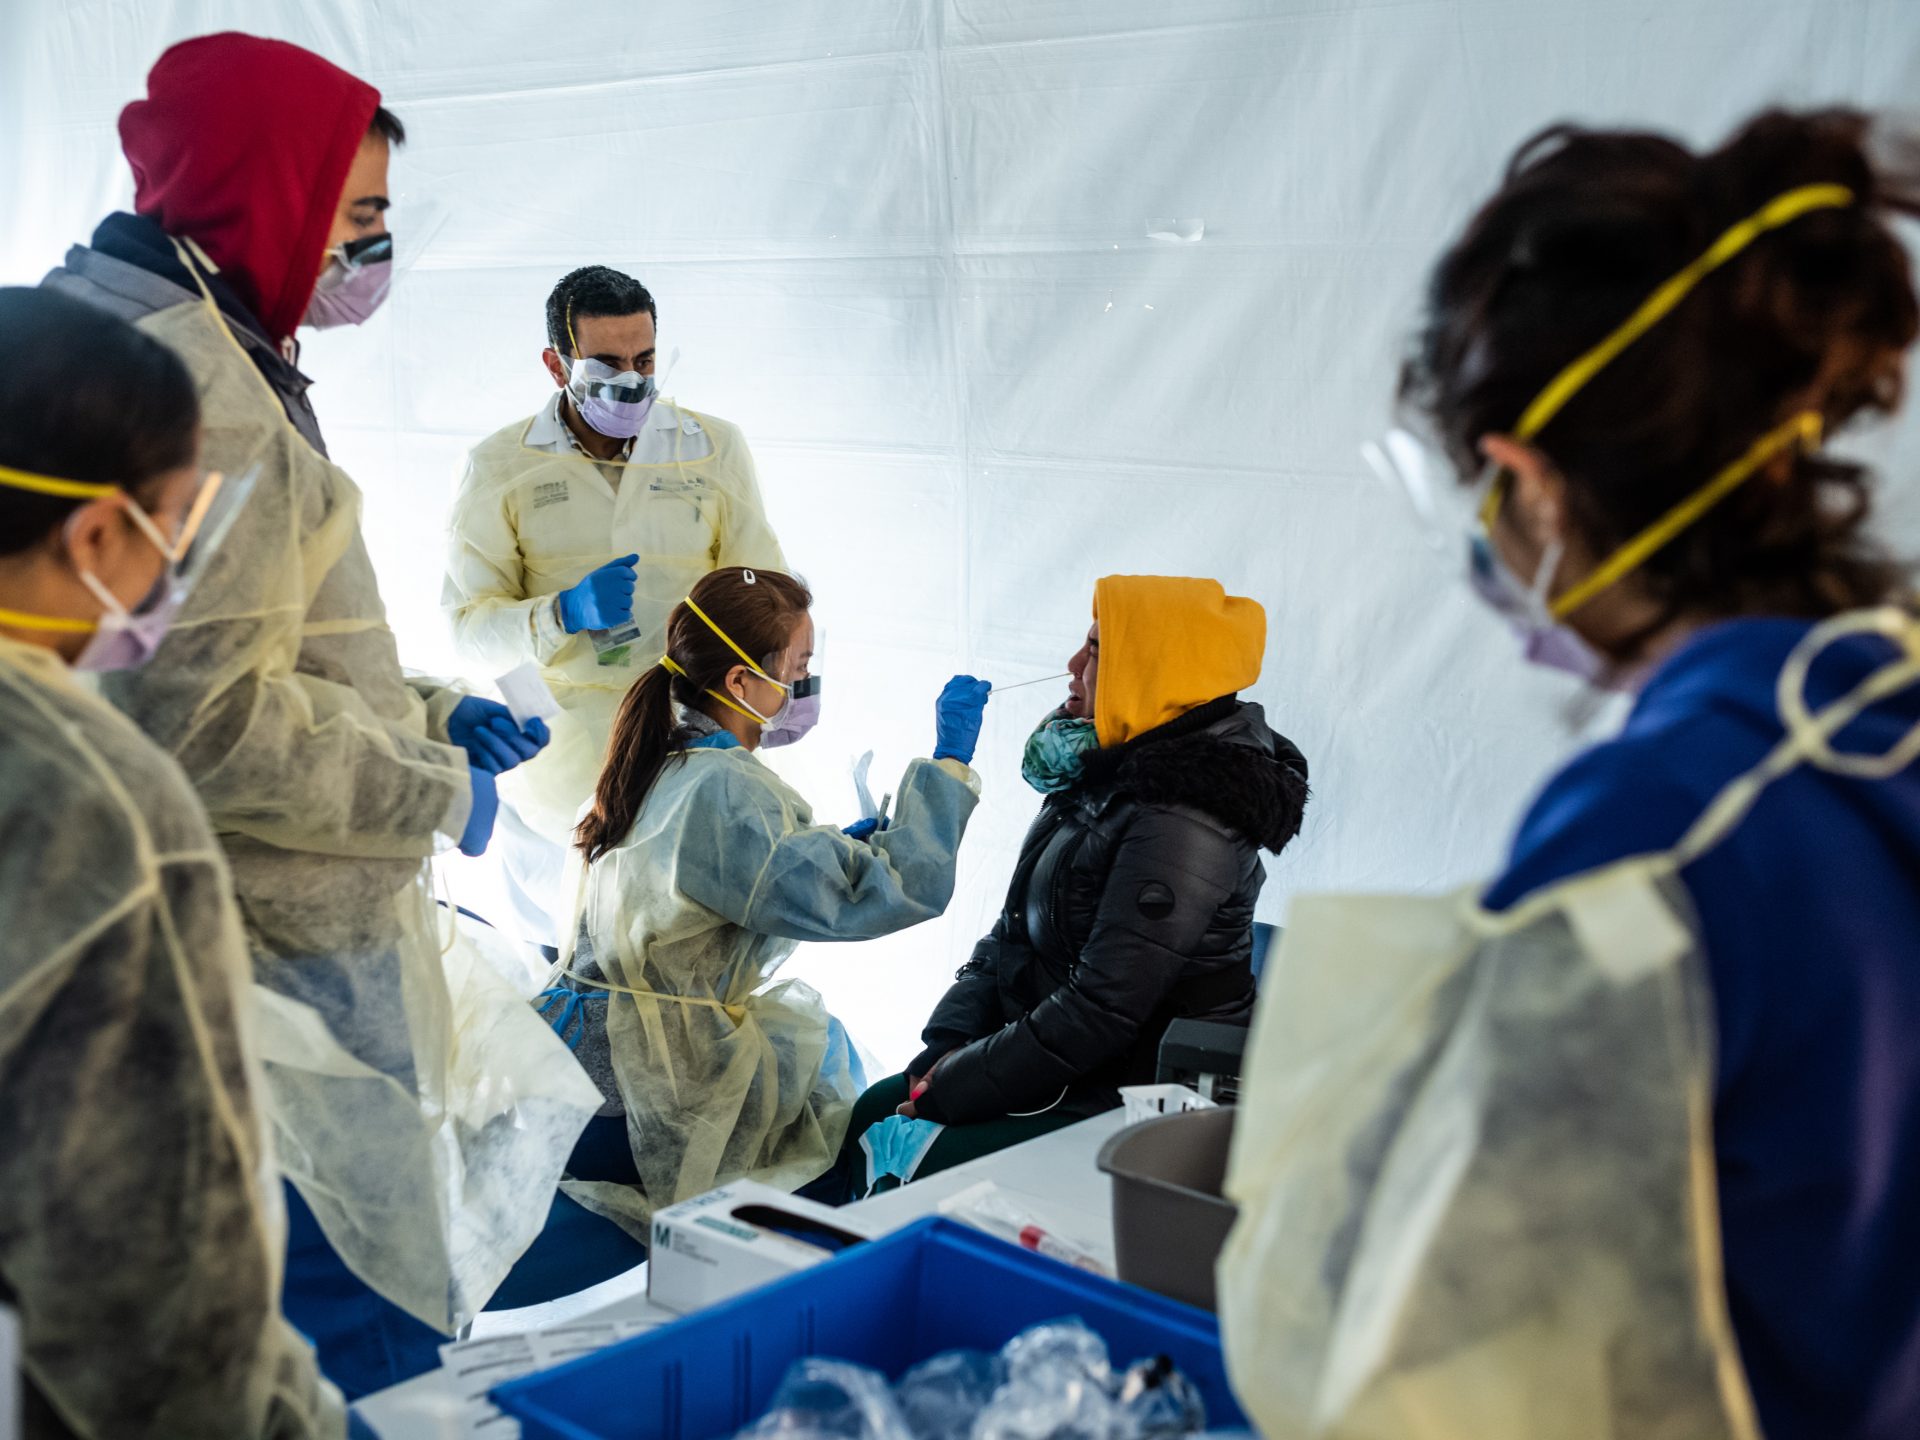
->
<box><xmin>740</xmin><ymin>1320</ymin><xmax>1209</xmax><ymax>1440</ymax></box>
<box><xmin>739</xmin><ymin>1358</ymin><xmax>914</xmax><ymax>1440</ymax></box>
<box><xmin>1000</xmin><ymin>1320</ymin><xmax>1113</xmax><ymax>1392</ymax></box>
<box><xmin>976</xmin><ymin>1322</ymin><xmax>1122</xmax><ymax>1440</ymax></box>
<box><xmin>895</xmin><ymin>1350</ymin><xmax>1005</xmax><ymax>1440</ymax></box>
<box><xmin>589</xmin><ymin>617</ymin><xmax>643</xmax><ymax>667</ymax></box>
<box><xmin>972</xmin><ymin>1376</ymin><xmax>1124</xmax><ymax>1440</ymax></box>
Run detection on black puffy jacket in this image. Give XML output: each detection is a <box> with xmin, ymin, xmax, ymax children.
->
<box><xmin>911</xmin><ymin>697</ymin><xmax>1308</xmax><ymax>1126</ymax></box>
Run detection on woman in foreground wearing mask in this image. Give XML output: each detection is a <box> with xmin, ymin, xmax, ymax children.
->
<box><xmin>1222</xmin><ymin>109</ymin><xmax>1920</xmax><ymax>1440</ymax></box>
<box><xmin>532</xmin><ymin>566</ymin><xmax>991</xmax><ymax>1243</ymax></box>
<box><xmin>0</xmin><ymin>286</ymin><xmax>350</xmax><ymax>1439</ymax></box>
<box><xmin>822</xmin><ymin>575</ymin><xmax>1307</xmax><ymax>1201</ymax></box>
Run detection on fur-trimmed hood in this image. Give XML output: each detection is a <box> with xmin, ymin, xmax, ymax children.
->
<box><xmin>1074</xmin><ymin>696</ymin><xmax>1308</xmax><ymax>853</ymax></box>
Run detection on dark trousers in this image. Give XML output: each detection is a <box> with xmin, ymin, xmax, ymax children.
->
<box><xmin>483</xmin><ymin>1112</ymin><xmax>650</xmax><ymax>1311</ymax></box>
<box><xmin>281</xmin><ymin>1182</ymin><xmax>447</xmax><ymax>1401</ymax></box>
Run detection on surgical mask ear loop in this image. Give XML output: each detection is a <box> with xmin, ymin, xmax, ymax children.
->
<box><xmin>1526</xmin><ymin>535</ymin><xmax>1567</xmax><ymax>625</ymax></box>
<box><xmin>74</xmin><ymin>568</ymin><xmax>134</xmax><ymax>623</ymax></box>
<box><xmin>662</xmin><ymin>650</ymin><xmax>785</xmax><ymax>729</ymax></box>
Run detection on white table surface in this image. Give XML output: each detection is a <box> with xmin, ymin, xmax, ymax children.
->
<box><xmin>356</xmin><ymin>1110</ymin><xmax>1128</xmax><ymax>1438</ymax></box>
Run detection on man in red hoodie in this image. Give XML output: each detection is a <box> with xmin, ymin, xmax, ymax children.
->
<box><xmin>41</xmin><ymin>33</ymin><xmax>595</xmax><ymax>1403</ymax></box>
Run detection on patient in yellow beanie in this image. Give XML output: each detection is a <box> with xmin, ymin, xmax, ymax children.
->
<box><xmin>819</xmin><ymin>575</ymin><xmax>1310</xmax><ymax>1200</ymax></box>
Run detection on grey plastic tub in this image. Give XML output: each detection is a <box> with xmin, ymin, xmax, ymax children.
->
<box><xmin>1095</xmin><ymin>1106</ymin><xmax>1239</xmax><ymax>1312</ymax></box>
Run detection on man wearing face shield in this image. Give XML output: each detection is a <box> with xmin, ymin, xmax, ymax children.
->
<box><xmin>41</xmin><ymin>33</ymin><xmax>596</xmax><ymax>1400</ymax></box>
<box><xmin>442</xmin><ymin>265</ymin><xmax>786</xmax><ymax>947</ymax></box>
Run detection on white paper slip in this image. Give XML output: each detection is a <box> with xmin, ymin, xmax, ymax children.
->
<box><xmin>495</xmin><ymin>662</ymin><xmax>564</xmax><ymax>730</ymax></box>
<box><xmin>428</xmin><ymin>1319</ymin><xmax>662</xmax><ymax>1438</ymax></box>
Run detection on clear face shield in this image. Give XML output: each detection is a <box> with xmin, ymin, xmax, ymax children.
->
<box><xmin>72</xmin><ymin>465</ymin><xmax>259</xmax><ymax>672</ymax></box>
<box><xmin>1360</xmin><ymin>425</ymin><xmax>1497</xmax><ymax>556</ymax></box>
<box><xmin>142</xmin><ymin>463</ymin><xmax>258</xmax><ymax>593</ymax></box>
<box><xmin>305</xmin><ymin>196</ymin><xmax>450</xmax><ymax>330</ymax></box>
<box><xmin>0</xmin><ymin>460</ymin><xmax>257</xmax><ymax>671</ymax></box>
<box><xmin>1361</xmin><ymin>426</ymin><xmax>1556</xmax><ymax>637</ymax></box>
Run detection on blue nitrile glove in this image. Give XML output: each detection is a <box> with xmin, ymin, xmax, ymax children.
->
<box><xmin>460</xmin><ymin>766</ymin><xmax>499</xmax><ymax>857</ymax></box>
<box><xmin>449</xmin><ymin>696</ymin><xmax>551</xmax><ymax>775</ymax></box>
<box><xmin>557</xmin><ymin>554</ymin><xmax>640</xmax><ymax>633</ymax></box>
<box><xmin>842</xmin><ymin>816</ymin><xmax>891</xmax><ymax>841</ymax></box>
<box><xmin>348</xmin><ymin>1411</ymin><xmax>381</xmax><ymax>1440</ymax></box>
<box><xmin>933</xmin><ymin>675</ymin><xmax>992</xmax><ymax>764</ymax></box>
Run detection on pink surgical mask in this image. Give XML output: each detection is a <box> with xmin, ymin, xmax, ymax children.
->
<box><xmin>72</xmin><ymin>567</ymin><xmax>183</xmax><ymax>673</ymax></box>
<box><xmin>759</xmin><ymin>676</ymin><xmax>822</xmax><ymax>748</ymax></box>
<box><xmin>568</xmin><ymin>358</ymin><xmax>658</xmax><ymax>440</ymax></box>
<box><xmin>70</xmin><ymin>467</ymin><xmax>255</xmax><ymax>673</ymax></box>
<box><xmin>305</xmin><ymin>234</ymin><xmax>393</xmax><ymax>329</ymax></box>
<box><xmin>1467</xmin><ymin>531</ymin><xmax>1639</xmax><ymax>690</ymax></box>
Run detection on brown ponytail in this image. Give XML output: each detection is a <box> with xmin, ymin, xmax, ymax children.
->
<box><xmin>1401</xmin><ymin>106</ymin><xmax>1920</xmax><ymax>647</ymax></box>
<box><xmin>575</xmin><ymin>567</ymin><xmax>812</xmax><ymax>862</ymax></box>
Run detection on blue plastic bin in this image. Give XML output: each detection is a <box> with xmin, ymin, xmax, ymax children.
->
<box><xmin>493</xmin><ymin>1217</ymin><xmax>1246</xmax><ymax>1440</ymax></box>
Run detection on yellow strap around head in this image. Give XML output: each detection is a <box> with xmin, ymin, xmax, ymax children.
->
<box><xmin>1550</xmin><ymin>409</ymin><xmax>1823</xmax><ymax>619</ymax></box>
<box><xmin>1479</xmin><ymin>182</ymin><xmax>1855</xmax><ymax>533</ymax></box>
<box><xmin>0</xmin><ymin>463</ymin><xmax>117</xmax><ymax>502</ymax></box>
<box><xmin>0</xmin><ymin>605</ymin><xmax>96</xmax><ymax>636</ymax></box>
<box><xmin>661</xmin><ymin>651</ymin><xmax>771</xmax><ymax>728</ymax></box>
<box><xmin>682</xmin><ymin>594</ymin><xmax>772</xmax><ymax>678</ymax></box>
<box><xmin>1515</xmin><ymin>182</ymin><xmax>1854</xmax><ymax>443</ymax></box>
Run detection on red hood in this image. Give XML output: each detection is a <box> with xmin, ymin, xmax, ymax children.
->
<box><xmin>120</xmin><ymin>32</ymin><xmax>380</xmax><ymax>344</ymax></box>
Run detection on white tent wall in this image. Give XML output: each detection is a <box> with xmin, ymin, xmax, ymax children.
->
<box><xmin>4</xmin><ymin>1</ymin><xmax>1919</xmax><ymax>1072</ymax></box>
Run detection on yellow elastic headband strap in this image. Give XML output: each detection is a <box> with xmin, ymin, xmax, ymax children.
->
<box><xmin>0</xmin><ymin>463</ymin><xmax>116</xmax><ymax>502</ymax></box>
<box><xmin>1550</xmin><ymin>409</ymin><xmax>1823</xmax><ymax>619</ymax></box>
<box><xmin>0</xmin><ymin>605</ymin><xmax>96</xmax><ymax>636</ymax></box>
<box><xmin>682</xmin><ymin>595</ymin><xmax>773</xmax><ymax>679</ymax></box>
<box><xmin>565</xmin><ymin>298</ymin><xmax>579</xmax><ymax>360</ymax></box>
<box><xmin>1515</xmin><ymin>182</ymin><xmax>1854</xmax><ymax>443</ymax></box>
<box><xmin>660</xmin><ymin>651</ymin><xmax>773</xmax><ymax>728</ymax></box>
<box><xmin>0</xmin><ymin>465</ymin><xmax>115</xmax><ymax>637</ymax></box>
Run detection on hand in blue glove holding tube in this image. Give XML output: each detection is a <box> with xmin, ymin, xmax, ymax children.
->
<box><xmin>842</xmin><ymin>817</ymin><xmax>890</xmax><ymax>842</ymax></box>
<box><xmin>557</xmin><ymin>553</ymin><xmax>640</xmax><ymax>634</ymax></box>
<box><xmin>933</xmin><ymin>675</ymin><xmax>992</xmax><ymax>765</ymax></box>
<box><xmin>460</xmin><ymin>766</ymin><xmax>499</xmax><ymax>857</ymax></box>
<box><xmin>448</xmin><ymin>696</ymin><xmax>551</xmax><ymax>774</ymax></box>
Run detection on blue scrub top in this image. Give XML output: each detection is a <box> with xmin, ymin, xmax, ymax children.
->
<box><xmin>1485</xmin><ymin>616</ymin><xmax>1920</xmax><ymax>1440</ymax></box>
